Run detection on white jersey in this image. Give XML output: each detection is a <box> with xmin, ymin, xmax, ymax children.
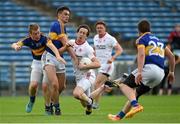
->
<box><xmin>93</xmin><ymin>33</ymin><xmax>117</xmax><ymax>64</ymax></box>
<box><xmin>70</xmin><ymin>39</ymin><xmax>95</xmax><ymax>81</ymax></box>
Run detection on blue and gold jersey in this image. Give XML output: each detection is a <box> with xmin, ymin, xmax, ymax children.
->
<box><xmin>47</xmin><ymin>20</ymin><xmax>67</xmax><ymax>57</ymax></box>
<box><xmin>17</xmin><ymin>34</ymin><xmax>51</xmax><ymax>60</ymax></box>
<box><xmin>136</xmin><ymin>32</ymin><xmax>165</xmax><ymax>69</ymax></box>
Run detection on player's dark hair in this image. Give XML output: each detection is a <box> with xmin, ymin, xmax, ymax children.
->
<box><xmin>138</xmin><ymin>19</ymin><xmax>151</xmax><ymax>33</ymax></box>
<box><xmin>77</xmin><ymin>24</ymin><xmax>91</xmax><ymax>37</ymax></box>
<box><xmin>28</xmin><ymin>23</ymin><xmax>40</xmax><ymax>34</ymax></box>
<box><xmin>95</xmin><ymin>20</ymin><xmax>106</xmax><ymax>28</ymax></box>
<box><xmin>56</xmin><ymin>6</ymin><xmax>71</xmax><ymax>15</ymax></box>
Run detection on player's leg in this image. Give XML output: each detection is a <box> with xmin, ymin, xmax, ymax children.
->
<box><xmin>57</xmin><ymin>72</ymin><xmax>66</xmax><ymax>95</ymax></box>
<box><xmin>73</xmin><ymin>78</ymin><xmax>93</xmax><ymax>115</ymax></box>
<box><xmin>55</xmin><ymin>62</ymin><xmax>66</xmax><ymax>115</ymax></box>
<box><xmin>93</xmin><ymin>73</ymin><xmax>108</xmax><ymax>109</ymax></box>
<box><xmin>42</xmin><ymin>71</ymin><xmax>53</xmax><ymax>115</ymax></box>
<box><xmin>45</xmin><ymin>65</ymin><xmax>60</xmax><ymax>115</ymax></box>
<box><xmin>108</xmin><ymin>101</ymin><xmax>131</xmax><ymax>121</ymax></box>
<box><xmin>107</xmin><ymin>72</ymin><xmax>142</xmax><ymax>121</ymax></box>
<box><xmin>159</xmin><ymin>66</ymin><xmax>169</xmax><ymax>95</ymax></box>
<box><xmin>26</xmin><ymin>81</ymin><xmax>38</xmax><ymax>113</ymax></box>
<box><xmin>108</xmin><ymin>83</ymin><xmax>150</xmax><ymax>121</ymax></box>
<box><xmin>73</xmin><ymin>86</ymin><xmax>92</xmax><ymax>106</ymax></box>
<box><xmin>125</xmin><ymin>84</ymin><xmax>150</xmax><ymax>118</ymax></box>
<box><xmin>167</xmin><ymin>82</ymin><xmax>172</xmax><ymax>95</ymax></box>
<box><xmin>121</xmin><ymin>65</ymin><xmax>163</xmax><ymax>119</ymax></box>
<box><xmin>93</xmin><ymin>63</ymin><xmax>114</xmax><ymax>109</ymax></box>
<box><xmin>26</xmin><ymin>69</ymin><xmax>42</xmax><ymax>113</ymax></box>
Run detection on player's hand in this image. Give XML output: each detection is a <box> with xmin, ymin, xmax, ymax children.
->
<box><xmin>12</xmin><ymin>43</ymin><xmax>21</xmax><ymax>51</ymax></box>
<box><xmin>103</xmin><ymin>84</ymin><xmax>113</xmax><ymax>92</ymax></box>
<box><xmin>78</xmin><ymin>63</ymin><xmax>86</xmax><ymax>70</ymax></box>
<box><xmin>107</xmin><ymin>57</ymin><xmax>115</xmax><ymax>64</ymax></box>
<box><xmin>73</xmin><ymin>58</ymin><xmax>79</xmax><ymax>67</ymax></box>
<box><xmin>66</xmin><ymin>42</ymin><xmax>73</xmax><ymax>47</ymax></box>
<box><xmin>167</xmin><ymin>72</ymin><xmax>175</xmax><ymax>84</ymax></box>
<box><xmin>57</xmin><ymin>57</ymin><xmax>67</xmax><ymax>65</ymax></box>
<box><xmin>15</xmin><ymin>45</ymin><xmax>21</xmax><ymax>51</ymax></box>
<box><xmin>135</xmin><ymin>72</ymin><xmax>142</xmax><ymax>85</ymax></box>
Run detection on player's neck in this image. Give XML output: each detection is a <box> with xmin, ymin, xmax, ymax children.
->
<box><xmin>58</xmin><ymin>19</ymin><xmax>64</xmax><ymax>24</ymax></box>
<box><xmin>75</xmin><ymin>39</ymin><xmax>85</xmax><ymax>45</ymax></box>
<box><xmin>99</xmin><ymin>32</ymin><xmax>106</xmax><ymax>38</ymax></box>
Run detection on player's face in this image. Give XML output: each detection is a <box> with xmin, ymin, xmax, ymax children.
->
<box><xmin>58</xmin><ymin>10</ymin><xmax>70</xmax><ymax>23</ymax></box>
<box><xmin>30</xmin><ymin>29</ymin><xmax>41</xmax><ymax>41</ymax></box>
<box><xmin>96</xmin><ymin>24</ymin><xmax>106</xmax><ymax>36</ymax></box>
<box><xmin>77</xmin><ymin>28</ymin><xmax>88</xmax><ymax>42</ymax></box>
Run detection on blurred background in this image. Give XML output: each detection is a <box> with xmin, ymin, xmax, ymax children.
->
<box><xmin>0</xmin><ymin>0</ymin><xmax>180</xmax><ymax>96</ymax></box>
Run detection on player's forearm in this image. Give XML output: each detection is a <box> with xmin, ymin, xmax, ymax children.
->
<box><xmin>67</xmin><ymin>47</ymin><xmax>77</xmax><ymax>61</ymax></box>
<box><xmin>85</xmin><ymin>61</ymin><xmax>101</xmax><ymax>69</ymax></box>
<box><xmin>48</xmin><ymin>43</ymin><xmax>61</xmax><ymax>59</ymax></box>
<box><xmin>168</xmin><ymin>55</ymin><xmax>175</xmax><ymax>73</ymax></box>
<box><xmin>58</xmin><ymin>46</ymin><xmax>67</xmax><ymax>54</ymax></box>
<box><xmin>137</xmin><ymin>52</ymin><xmax>145</xmax><ymax>73</ymax></box>
<box><xmin>112</xmin><ymin>45</ymin><xmax>123</xmax><ymax>60</ymax></box>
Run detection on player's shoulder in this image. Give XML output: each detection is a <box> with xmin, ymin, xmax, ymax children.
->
<box><xmin>93</xmin><ymin>34</ymin><xmax>99</xmax><ymax>40</ymax></box>
<box><xmin>40</xmin><ymin>34</ymin><xmax>48</xmax><ymax>41</ymax></box>
<box><xmin>86</xmin><ymin>42</ymin><xmax>94</xmax><ymax>51</ymax></box>
<box><xmin>51</xmin><ymin>20</ymin><xmax>59</xmax><ymax>27</ymax></box>
<box><xmin>21</xmin><ymin>36</ymin><xmax>31</xmax><ymax>42</ymax></box>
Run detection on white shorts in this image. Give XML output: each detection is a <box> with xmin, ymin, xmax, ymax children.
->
<box><xmin>76</xmin><ymin>73</ymin><xmax>96</xmax><ymax>96</ymax></box>
<box><xmin>98</xmin><ymin>63</ymin><xmax>114</xmax><ymax>76</ymax></box>
<box><xmin>132</xmin><ymin>64</ymin><xmax>165</xmax><ymax>88</ymax></box>
<box><xmin>42</xmin><ymin>52</ymin><xmax>66</xmax><ymax>73</ymax></box>
<box><xmin>30</xmin><ymin>59</ymin><xmax>43</xmax><ymax>83</ymax></box>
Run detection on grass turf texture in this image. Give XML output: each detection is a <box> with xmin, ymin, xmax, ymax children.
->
<box><xmin>0</xmin><ymin>95</ymin><xmax>180</xmax><ymax>123</ymax></box>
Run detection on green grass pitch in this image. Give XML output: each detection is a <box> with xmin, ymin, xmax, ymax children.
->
<box><xmin>0</xmin><ymin>95</ymin><xmax>180</xmax><ymax>123</ymax></box>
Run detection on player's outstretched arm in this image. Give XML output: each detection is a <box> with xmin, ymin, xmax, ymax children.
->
<box><xmin>58</xmin><ymin>35</ymin><xmax>78</xmax><ymax>66</ymax></box>
<box><xmin>47</xmin><ymin>40</ymin><xmax>66</xmax><ymax>65</ymax></box>
<box><xmin>11</xmin><ymin>42</ymin><xmax>22</xmax><ymax>51</ymax></box>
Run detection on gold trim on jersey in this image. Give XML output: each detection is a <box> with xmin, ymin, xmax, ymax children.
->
<box><xmin>46</xmin><ymin>39</ymin><xmax>53</xmax><ymax>46</ymax></box>
<box><xmin>17</xmin><ymin>36</ymin><xmax>30</xmax><ymax>46</ymax></box>
<box><xmin>49</xmin><ymin>32</ymin><xmax>66</xmax><ymax>40</ymax></box>
<box><xmin>31</xmin><ymin>46</ymin><xmax>46</xmax><ymax>55</ymax></box>
<box><xmin>136</xmin><ymin>32</ymin><xmax>151</xmax><ymax>44</ymax></box>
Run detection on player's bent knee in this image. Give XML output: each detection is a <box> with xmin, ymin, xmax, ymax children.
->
<box><xmin>73</xmin><ymin>91</ymin><xmax>80</xmax><ymax>99</ymax></box>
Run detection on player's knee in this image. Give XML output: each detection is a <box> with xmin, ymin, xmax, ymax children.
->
<box><xmin>73</xmin><ymin>90</ymin><xmax>80</xmax><ymax>99</ymax></box>
<box><xmin>30</xmin><ymin>82</ymin><xmax>38</xmax><ymax>89</ymax></box>
<box><xmin>52</xmin><ymin>82</ymin><xmax>59</xmax><ymax>91</ymax></box>
<box><xmin>42</xmin><ymin>83</ymin><xmax>48</xmax><ymax>92</ymax></box>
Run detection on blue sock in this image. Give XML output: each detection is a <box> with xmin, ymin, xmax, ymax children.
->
<box><xmin>117</xmin><ymin>111</ymin><xmax>125</xmax><ymax>119</ymax></box>
<box><xmin>131</xmin><ymin>100</ymin><xmax>138</xmax><ymax>107</ymax></box>
<box><xmin>30</xmin><ymin>96</ymin><xmax>35</xmax><ymax>103</ymax></box>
